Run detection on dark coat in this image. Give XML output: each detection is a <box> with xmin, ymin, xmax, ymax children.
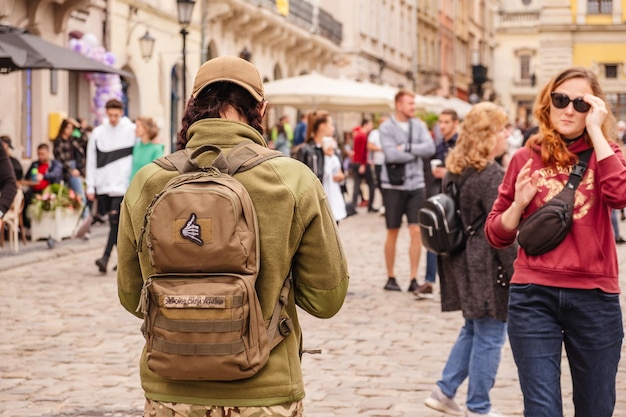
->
<box><xmin>0</xmin><ymin>143</ymin><xmax>17</xmax><ymax>214</ymax></box>
<box><xmin>438</xmin><ymin>162</ymin><xmax>517</xmax><ymax>322</ymax></box>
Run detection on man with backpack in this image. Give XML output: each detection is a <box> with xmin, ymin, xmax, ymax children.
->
<box><xmin>116</xmin><ymin>56</ymin><xmax>349</xmax><ymax>417</ymax></box>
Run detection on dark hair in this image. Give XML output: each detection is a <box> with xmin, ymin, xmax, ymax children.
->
<box><xmin>177</xmin><ymin>81</ymin><xmax>265</xmax><ymax>150</ymax></box>
<box><xmin>56</xmin><ymin>118</ymin><xmax>76</xmax><ymax>139</ymax></box>
<box><xmin>275</xmin><ymin>115</ymin><xmax>288</xmax><ymax>135</ymax></box>
<box><xmin>439</xmin><ymin>108</ymin><xmax>458</xmax><ymax>121</ymax></box>
<box><xmin>37</xmin><ymin>143</ymin><xmax>49</xmax><ymax>151</ymax></box>
<box><xmin>361</xmin><ymin>118</ymin><xmax>371</xmax><ymax>127</ymax></box>
<box><xmin>521</xmin><ymin>125</ymin><xmax>539</xmax><ymax>147</ymax></box>
<box><xmin>304</xmin><ymin>111</ymin><xmax>330</xmax><ymax>144</ymax></box>
<box><xmin>105</xmin><ymin>99</ymin><xmax>124</xmax><ymax>110</ymax></box>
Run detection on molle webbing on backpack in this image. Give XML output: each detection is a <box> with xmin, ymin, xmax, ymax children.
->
<box><xmin>139</xmin><ymin>142</ymin><xmax>293</xmax><ymax>381</ymax></box>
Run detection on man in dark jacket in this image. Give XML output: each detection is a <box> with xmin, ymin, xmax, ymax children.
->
<box><xmin>0</xmin><ymin>141</ymin><xmax>17</xmax><ymax>225</ymax></box>
<box><xmin>416</xmin><ymin>108</ymin><xmax>459</xmax><ymax>299</ymax></box>
<box><xmin>1</xmin><ymin>135</ymin><xmax>23</xmax><ymax>180</ymax></box>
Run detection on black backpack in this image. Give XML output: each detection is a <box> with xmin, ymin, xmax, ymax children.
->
<box><xmin>418</xmin><ymin>169</ymin><xmax>484</xmax><ymax>256</ymax></box>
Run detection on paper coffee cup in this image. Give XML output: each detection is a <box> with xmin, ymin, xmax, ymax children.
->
<box><xmin>430</xmin><ymin>159</ymin><xmax>443</xmax><ymax>170</ymax></box>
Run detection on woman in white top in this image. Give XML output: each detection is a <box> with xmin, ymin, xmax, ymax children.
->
<box><xmin>322</xmin><ymin>137</ymin><xmax>347</xmax><ymax>223</ymax></box>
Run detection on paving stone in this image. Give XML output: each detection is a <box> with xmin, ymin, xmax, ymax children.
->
<box><xmin>1</xmin><ymin>209</ymin><xmax>626</xmax><ymax>417</ymax></box>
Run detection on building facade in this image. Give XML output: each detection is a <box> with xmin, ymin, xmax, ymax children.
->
<box><xmin>1</xmin><ymin>0</ymin><xmax>509</xmax><ymax>166</ymax></box>
<box><xmin>494</xmin><ymin>0</ymin><xmax>626</xmax><ymax>126</ymax></box>
<box><xmin>0</xmin><ymin>0</ymin><xmax>343</xmax><ymax>160</ymax></box>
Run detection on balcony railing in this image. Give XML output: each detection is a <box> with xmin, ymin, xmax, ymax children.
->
<box><xmin>497</xmin><ymin>10</ymin><xmax>540</xmax><ymax>27</ymax></box>
<box><xmin>248</xmin><ymin>0</ymin><xmax>342</xmax><ymax>45</ymax></box>
<box><xmin>317</xmin><ymin>8</ymin><xmax>342</xmax><ymax>45</ymax></box>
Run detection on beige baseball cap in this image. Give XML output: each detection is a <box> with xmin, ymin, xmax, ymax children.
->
<box><xmin>191</xmin><ymin>56</ymin><xmax>264</xmax><ymax>102</ymax></box>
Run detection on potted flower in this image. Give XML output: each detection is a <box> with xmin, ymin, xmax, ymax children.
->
<box><xmin>28</xmin><ymin>183</ymin><xmax>83</xmax><ymax>242</ymax></box>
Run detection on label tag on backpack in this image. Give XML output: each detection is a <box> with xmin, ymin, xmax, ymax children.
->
<box><xmin>163</xmin><ymin>295</ymin><xmax>226</xmax><ymax>308</ymax></box>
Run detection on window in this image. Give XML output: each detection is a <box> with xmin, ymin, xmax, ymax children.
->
<box><xmin>520</xmin><ymin>55</ymin><xmax>531</xmax><ymax>80</ymax></box>
<box><xmin>587</xmin><ymin>0</ymin><xmax>612</xmax><ymax>14</ymax></box>
<box><xmin>605</xmin><ymin>64</ymin><xmax>618</xmax><ymax>79</ymax></box>
<box><xmin>607</xmin><ymin>93</ymin><xmax>626</xmax><ymax>121</ymax></box>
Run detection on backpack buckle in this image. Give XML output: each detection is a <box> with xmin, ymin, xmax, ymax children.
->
<box><xmin>278</xmin><ymin>317</ymin><xmax>293</xmax><ymax>337</ymax></box>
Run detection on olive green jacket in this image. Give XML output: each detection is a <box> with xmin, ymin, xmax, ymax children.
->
<box><xmin>117</xmin><ymin>119</ymin><xmax>349</xmax><ymax>406</ymax></box>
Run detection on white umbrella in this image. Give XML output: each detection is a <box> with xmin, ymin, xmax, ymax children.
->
<box><xmin>264</xmin><ymin>72</ymin><xmax>397</xmax><ymax>113</ymax></box>
<box><xmin>424</xmin><ymin>96</ymin><xmax>473</xmax><ymax>118</ymax></box>
<box><xmin>447</xmin><ymin>97</ymin><xmax>474</xmax><ymax>118</ymax></box>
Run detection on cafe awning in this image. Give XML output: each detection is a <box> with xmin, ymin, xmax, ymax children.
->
<box><xmin>0</xmin><ymin>25</ymin><xmax>132</xmax><ymax>77</ymax></box>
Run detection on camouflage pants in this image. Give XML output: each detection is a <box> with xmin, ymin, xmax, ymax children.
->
<box><xmin>144</xmin><ymin>398</ymin><xmax>305</xmax><ymax>417</ymax></box>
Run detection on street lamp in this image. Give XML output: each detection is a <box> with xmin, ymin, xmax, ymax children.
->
<box><xmin>138</xmin><ymin>30</ymin><xmax>156</xmax><ymax>61</ymax></box>
<box><xmin>239</xmin><ymin>46</ymin><xmax>252</xmax><ymax>62</ymax></box>
<box><xmin>176</xmin><ymin>0</ymin><xmax>196</xmax><ymax>104</ymax></box>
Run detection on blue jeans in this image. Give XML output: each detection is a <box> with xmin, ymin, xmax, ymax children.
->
<box><xmin>425</xmin><ymin>250</ymin><xmax>437</xmax><ymax>283</ymax></box>
<box><xmin>437</xmin><ymin>317</ymin><xmax>507</xmax><ymax>413</ymax></box>
<box><xmin>508</xmin><ymin>284</ymin><xmax>623</xmax><ymax>417</ymax></box>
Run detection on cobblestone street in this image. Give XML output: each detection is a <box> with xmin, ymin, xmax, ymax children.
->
<box><xmin>1</xmin><ymin>208</ymin><xmax>626</xmax><ymax>416</ymax></box>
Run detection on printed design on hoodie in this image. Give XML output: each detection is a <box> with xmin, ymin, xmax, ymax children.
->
<box><xmin>534</xmin><ymin>166</ymin><xmax>595</xmax><ymax>220</ymax></box>
<box><xmin>95</xmin><ymin>144</ymin><xmax>134</xmax><ymax>168</ymax></box>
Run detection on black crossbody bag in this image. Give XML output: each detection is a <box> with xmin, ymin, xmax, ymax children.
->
<box><xmin>517</xmin><ymin>149</ymin><xmax>593</xmax><ymax>256</ymax></box>
<box><xmin>386</xmin><ymin>121</ymin><xmax>413</xmax><ymax>186</ymax></box>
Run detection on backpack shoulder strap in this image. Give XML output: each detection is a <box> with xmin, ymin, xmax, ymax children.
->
<box><xmin>447</xmin><ymin>168</ymin><xmax>485</xmax><ymax>236</ymax></box>
<box><xmin>153</xmin><ymin>149</ymin><xmax>193</xmax><ymax>173</ymax></box>
<box><xmin>267</xmin><ymin>271</ymin><xmax>294</xmax><ymax>350</ymax></box>
<box><xmin>226</xmin><ymin>142</ymin><xmax>285</xmax><ymax>175</ymax></box>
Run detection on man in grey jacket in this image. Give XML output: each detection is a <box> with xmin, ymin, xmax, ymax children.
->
<box><xmin>380</xmin><ymin>89</ymin><xmax>435</xmax><ymax>292</ymax></box>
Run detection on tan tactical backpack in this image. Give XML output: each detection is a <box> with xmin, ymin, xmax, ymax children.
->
<box><xmin>136</xmin><ymin>142</ymin><xmax>293</xmax><ymax>381</ymax></box>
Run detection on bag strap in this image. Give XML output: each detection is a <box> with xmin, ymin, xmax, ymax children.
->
<box><xmin>406</xmin><ymin>120</ymin><xmax>414</xmax><ymax>152</ymax></box>
<box><xmin>448</xmin><ymin>168</ymin><xmax>485</xmax><ymax>236</ymax></box>
<box><xmin>267</xmin><ymin>271</ymin><xmax>294</xmax><ymax>350</ymax></box>
<box><xmin>565</xmin><ymin>148</ymin><xmax>593</xmax><ymax>191</ymax></box>
<box><xmin>225</xmin><ymin>142</ymin><xmax>284</xmax><ymax>175</ymax></box>
<box><xmin>153</xmin><ymin>142</ymin><xmax>283</xmax><ymax>175</ymax></box>
<box><xmin>153</xmin><ymin>149</ymin><xmax>191</xmax><ymax>172</ymax></box>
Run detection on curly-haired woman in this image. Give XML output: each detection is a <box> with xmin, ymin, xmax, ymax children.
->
<box><xmin>424</xmin><ymin>102</ymin><xmax>516</xmax><ymax>417</ymax></box>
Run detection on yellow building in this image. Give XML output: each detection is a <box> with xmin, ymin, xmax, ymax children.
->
<box><xmin>494</xmin><ymin>0</ymin><xmax>626</xmax><ymax>125</ymax></box>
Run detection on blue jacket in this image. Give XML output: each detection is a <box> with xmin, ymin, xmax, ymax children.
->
<box><xmin>25</xmin><ymin>159</ymin><xmax>63</xmax><ymax>185</ymax></box>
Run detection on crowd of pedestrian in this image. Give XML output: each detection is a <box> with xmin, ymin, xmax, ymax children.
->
<box><xmin>0</xmin><ymin>100</ymin><xmax>164</xmax><ymax>276</ymax></box>
<box><xmin>1</xmin><ymin>59</ymin><xmax>625</xmax><ymax>417</ymax></box>
<box><xmin>287</xmin><ymin>66</ymin><xmax>625</xmax><ymax>417</ymax></box>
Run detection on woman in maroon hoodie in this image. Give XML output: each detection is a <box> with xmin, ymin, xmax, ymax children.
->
<box><xmin>485</xmin><ymin>67</ymin><xmax>626</xmax><ymax>417</ymax></box>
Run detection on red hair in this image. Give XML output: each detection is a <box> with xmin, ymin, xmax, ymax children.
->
<box><xmin>529</xmin><ymin>66</ymin><xmax>617</xmax><ymax>167</ymax></box>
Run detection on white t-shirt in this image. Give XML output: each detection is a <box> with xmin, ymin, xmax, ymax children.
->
<box><xmin>322</xmin><ymin>154</ymin><xmax>347</xmax><ymax>222</ymax></box>
<box><xmin>367</xmin><ymin>129</ymin><xmax>385</xmax><ymax>165</ymax></box>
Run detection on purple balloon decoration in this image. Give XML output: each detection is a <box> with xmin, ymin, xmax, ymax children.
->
<box><xmin>104</xmin><ymin>52</ymin><xmax>116</xmax><ymax>66</ymax></box>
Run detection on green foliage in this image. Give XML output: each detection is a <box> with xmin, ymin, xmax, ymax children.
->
<box><xmin>417</xmin><ymin>112</ymin><xmax>440</xmax><ymax>130</ymax></box>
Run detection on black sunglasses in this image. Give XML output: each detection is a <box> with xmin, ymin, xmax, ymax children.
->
<box><xmin>550</xmin><ymin>92</ymin><xmax>591</xmax><ymax>113</ymax></box>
